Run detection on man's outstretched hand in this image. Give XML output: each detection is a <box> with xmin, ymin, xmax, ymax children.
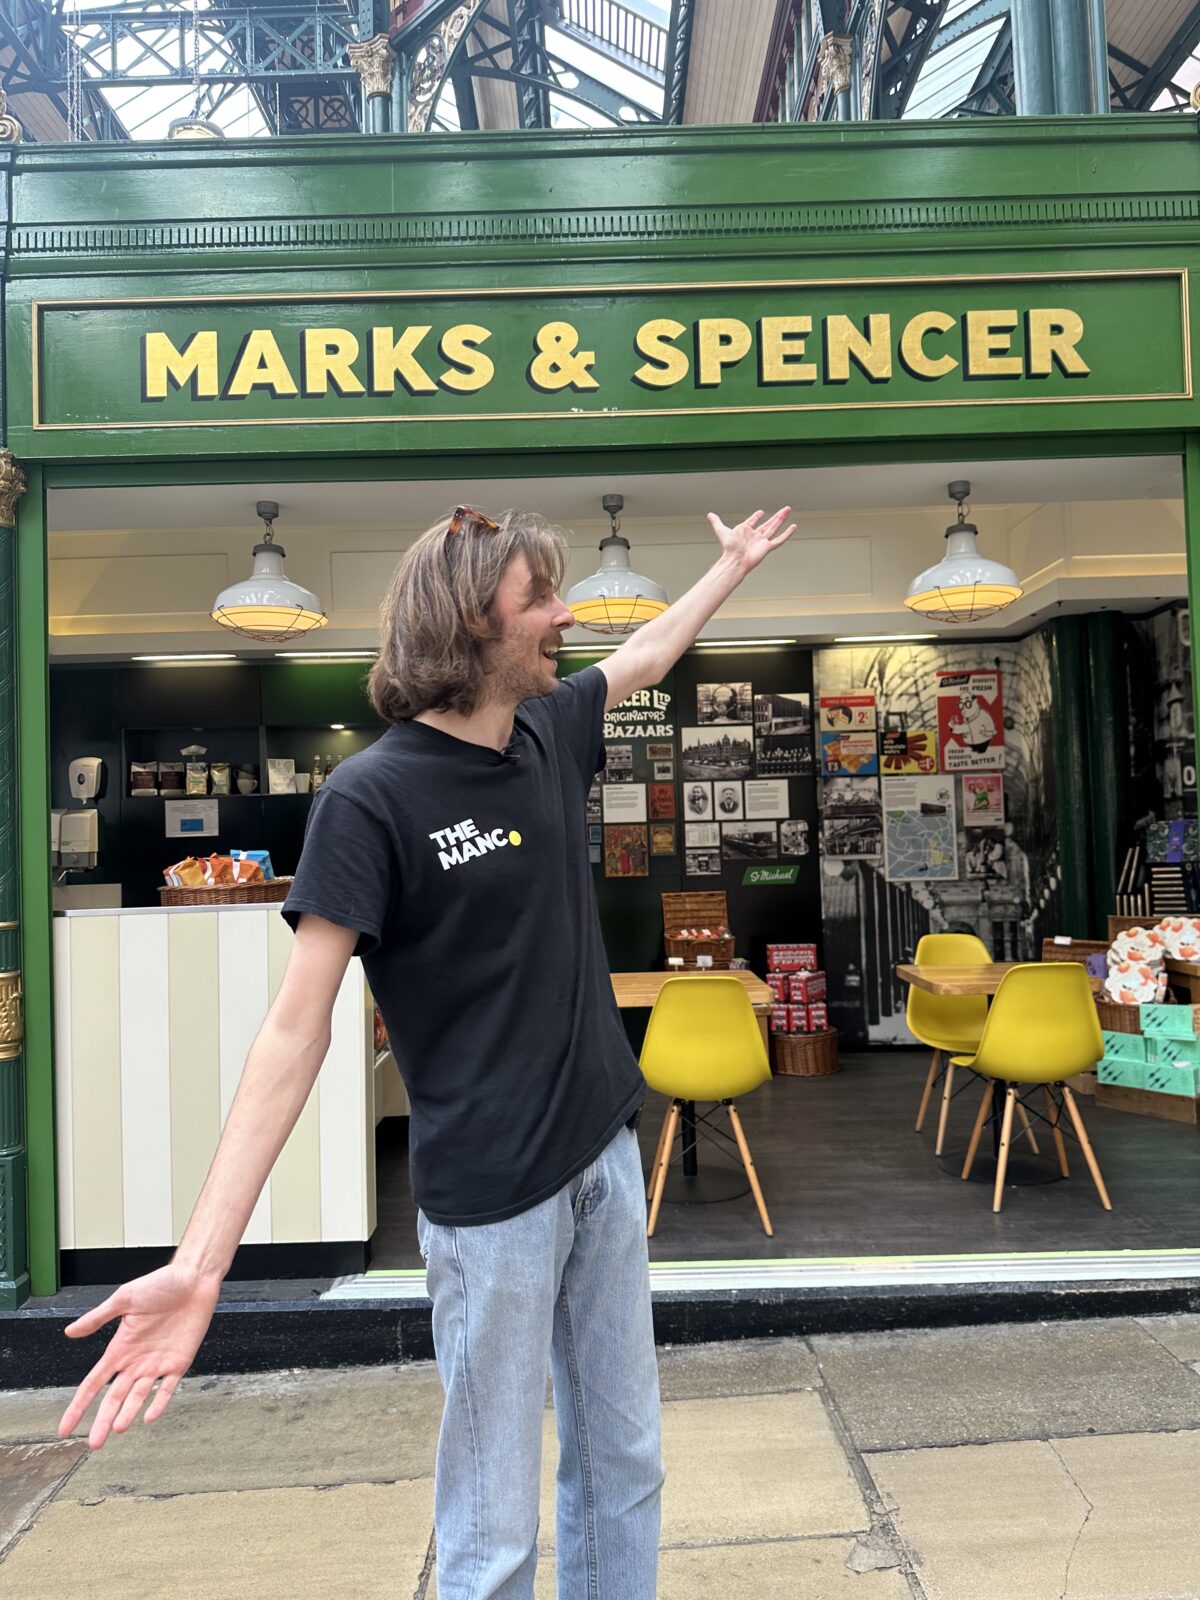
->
<box><xmin>57</xmin><ymin>1262</ymin><xmax>223</xmax><ymax>1450</ymax></box>
<box><xmin>707</xmin><ymin>506</ymin><xmax>796</xmax><ymax>575</ymax></box>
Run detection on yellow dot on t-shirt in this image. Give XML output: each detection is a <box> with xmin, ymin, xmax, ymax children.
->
<box><xmin>508</xmin><ymin>830</ymin><xmax>522</xmax><ymax>846</ymax></box>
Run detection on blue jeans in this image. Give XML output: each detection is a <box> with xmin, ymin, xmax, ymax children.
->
<box><xmin>418</xmin><ymin>1126</ymin><xmax>663</xmax><ymax>1600</ymax></box>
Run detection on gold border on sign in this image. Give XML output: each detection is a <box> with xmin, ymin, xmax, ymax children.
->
<box><xmin>30</xmin><ymin>267</ymin><xmax>1192</xmax><ymax>430</ymax></box>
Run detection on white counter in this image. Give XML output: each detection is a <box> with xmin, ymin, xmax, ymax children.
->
<box><xmin>53</xmin><ymin>903</ymin><xmax>383</xmax><ymax>1254</ymax></box>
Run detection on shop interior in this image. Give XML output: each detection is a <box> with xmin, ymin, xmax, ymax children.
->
<box><xmin>46</xmin><ymin>453</ymin><xmax>1200</xmax><ymax>1280</ymax></box>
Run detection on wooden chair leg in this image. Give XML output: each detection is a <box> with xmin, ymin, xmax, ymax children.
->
<box><xmin>1062</xmin><ymin>1086</ymin><xmax>1113</xmax><ymax>1210</ymax></box>
<box><xmin>934</xmin><ymin>1059</ymin><xmax>957</xmax><ymax>1156</ymax></box>
<box><xmin>961</xmin><ymin>1082</ymin><xmax>994</xmax><ymax>1179</ymax></box>
<box><xmin>647</xmin><ymin>1102</ymin><xmax>679</xmax><ymax>1237</ymax></box>
<box><xmin>915</xmin><ymin>1050</ymin><xmax>942</xmax><ymax>1132</ymax></box>
<box><xmin>992</xmin><ymin>1086</ymin><xmax>1017</xmax><ymax>1213</ymax></box>
<box><xmin>726</xmin><ymin>1102</ymin><xmax>774</xmax><ymax>1237</ymax></box>
<box><xmin>1044</xmin><ymin>1086</ymin><xmax>1070</xmax><ymax>1178</ymax></box>
<box><xmin>647</xmin><ymin>1104</ymin><xmax>673</xmax><ymax>1200</ymax></box>
<box><xmin>1015</xmin><ymin>1099</ymin><xmax>1040</xmax><ymax>1155</ymax></box>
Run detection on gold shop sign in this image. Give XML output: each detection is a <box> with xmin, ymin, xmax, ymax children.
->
<box><xmin>31</xmin><ymin>270</ymin><xmax>1190</xmax><ymax>430</ymax></box>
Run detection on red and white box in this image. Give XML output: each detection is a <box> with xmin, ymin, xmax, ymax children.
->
<box><xmin>770</xmin><ymin>1005</ymin><xmax>791</xmax><ymax>1035</ymax></box>
<box><xmin>765</xmin><ymin>973</ymin><xmax>789</xmax><ymax>1003</ymax></box>
<box><xmin>808</xmin><ymin>1001</ymin><xmax>829</xmax><ymax>1033</ymax></box>
<box><xmin>767</xmin><ymin>943</ymin><xmax>819</xmax><ymax>972</ymax></box>
<box><xmin>787</xmin><ymin>971</ymin><xmax>827</xmax><ymax>1004</ymax></box>
<box><xmin>788</xmin><ymin>1004</ymin><xmax>813</xmax><ymax>1034</ymax></box>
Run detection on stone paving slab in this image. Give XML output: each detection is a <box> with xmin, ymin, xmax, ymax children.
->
<box><xmin>533</xmin><ymin>1390</ymin><xmax>869</xmax><ymax>1552</ymax></box>
<box><xmin>657</xmin><ymin>1539</ymin><xmax>913</xmax><ymax>1598</ymax></box>
<box><xmin>49</xmin><ymin>1364</ymin><xmax>443</xmax><ymax>1500</ymax></box>
<box><xmin>0</xmin><ymin>1441</ymin><xmax>88</xmax><ymax>1556</ymax></box>
<box><xmin>870</xmin><ymin>1428</ymin><xmax>1200</xmax><ymax>1600</ymax></box>
<box><xmin>0</xmin><ymin>1478</ymin><xmax>434</xmax><ymax>1599</ymax></box>
<box><xmin>1137</xmin><ymin>1312</ymin><xmax>1200</xmax><ymax>1362</ymax></box>
<box><xmin>812</xmin><ymin>1318</ymin><xmax>1200</xmax><ymax>1449</ymax></box>
<box><xmin>656</xmin><ymin>1337</ymin><xmax>820</xmax><ymax>1401</ymax></box>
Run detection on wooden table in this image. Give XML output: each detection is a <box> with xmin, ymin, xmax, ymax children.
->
<box><xmin>612</xmin><ymin>969</ymin><xmax>773</xmax><ymax>1202</ymax></box>
<box><xmin>896</xmin><ymin>962</ymin><xmax>1103</xmax><ymax>996</ymax></box>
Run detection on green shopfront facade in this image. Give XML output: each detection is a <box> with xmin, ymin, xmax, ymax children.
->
<box><xmin>4</xmin><ymin>113</ymin><xmax>1200</xmax><ymax>1305</ymax></box>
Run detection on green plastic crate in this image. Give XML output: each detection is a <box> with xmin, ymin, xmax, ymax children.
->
<box><xmin>1147</xmin><ymin>1036</ymin><xmax>1198</xmax><ymax>1065</ymax></box>
<box><xmin>1144</xmin><ymin>1061</ymin><xmax>1199</xmax><ymax>1096</ymax></box>
<box><xmin>1101</xmin><ymin>1030</ymin><xmax>1147</xmax><ymax>1062</ymax></box>
<box><xmin>1140</xmin><ymin>1004</ymin><xmax>1198</xmax><ymax>1040</ymax></box>
<box><xmin>1098</xmin><ymin>1057</ymin><xmax>1146</xmax><ymax>1090</ymax></box>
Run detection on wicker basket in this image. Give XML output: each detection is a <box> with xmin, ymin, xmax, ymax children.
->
<box><xmin>1094</xmin><ymin>996</ymin><xmax>1142</xmax><ymax>1033</ymax></box>
<box><xmin>662</xmin><ymin>890</ymin><xmax>735</xmax><ymax>968</ymax></box>
<box><xmin>1041</xmin><ymin>937</ymin><xmax>1109</xmax><ymax>964</ymax></box>
<box><xmin>772</xmin><ymin>1028</ymin><xmax>839</xmax><ymax>1077</ymax></box>
<box><xmin>159</xmin><ymin>875</ymin><xmax>293</xmax><ymax>907</ymax></box>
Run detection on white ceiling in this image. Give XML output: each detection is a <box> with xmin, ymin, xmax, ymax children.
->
<box><xmin>47</xmin><ymin>454</ymin><xmax>1183</xmax><ymax>537</ymax></box>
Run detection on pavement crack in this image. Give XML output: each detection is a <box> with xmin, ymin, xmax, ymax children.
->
<box><xmin>412</xmin><ymin>1527</ymin><xmax>436</xmax><ymax>1600</ymax></box>
<box><xmin>808</xmin><ymin>1346</ymin><xmax>930</xmax><ymax>1600</ymax></box>
<box><xmin>1047</xmin><ymin>1441</ymin><xmax>1095</xmax><ymax>1600</ymax></box>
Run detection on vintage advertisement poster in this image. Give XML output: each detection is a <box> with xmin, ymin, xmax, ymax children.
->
<box><xmin>936</xmin><ymin>670</ymin><xmax>1005</xmax><ymax>770</ymax></box>
<box><xmin>882</xmin><ymin>776</ymin><xmax>959</xmax><ymax>881</ymax></box>
<box><xmin>962</xmin><ymin>774</ymin><xmax>1005</xmax><ymax>826</ymax></box>
<box><xmin>819</xmin><ymin>692</ymin><xmax>877</xmax><ymax>732</ymax></box>
<box><xmin>603</xmin><ymin>825</ymin><xmax>648</xmax><ymax>877</ymax></box>
<box><xmin>820</xmin><ymin>730</ymin><xmax>879</xmax><ymax>777</ymax></box>
<box><xmin>880</xmin><ymin>728</ymin><xmax>938</xmax><ymax>775</ymax></box>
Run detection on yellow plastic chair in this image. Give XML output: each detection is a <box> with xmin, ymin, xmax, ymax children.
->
<box><xmin>639</xmin><ymin>977</ymin><xmax>774</xmax><ymax>1237</ymax></box>
<box><xmin>907</xmin><ymin>932</ymin><xmax>993</xmax><ymax>1156</ymax></box>
<box><xmin>955</xmin><ymin>963</ymin><xmax>1111</xmax><ymax>1213</ymax></box>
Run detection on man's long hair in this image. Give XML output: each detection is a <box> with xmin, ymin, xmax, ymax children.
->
<box><xmin>368</xmin><ymin>508</ymin><xmax>568</xmax><ymax>723</ymax></box>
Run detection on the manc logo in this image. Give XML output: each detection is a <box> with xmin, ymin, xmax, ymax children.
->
<box><xmin>429</xmin><ymin>817</ymin><xmax>522</xmax><ymax>872</ymax></box>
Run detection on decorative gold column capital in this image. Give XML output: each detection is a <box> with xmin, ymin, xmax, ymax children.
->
<box><xmin>0</xmin><ymin>92</ymin><xmax>22</xmax><ymax>146</ymax></box>
<box><xmin>817</xmin><ymin>32</ymin><xmax>853</xmax><ymax>99</ymax></box>
<box><xmin>0</xmin><ymin>453</ymin><xmax>26</xmax><ymax>529</ymax></box>
<box><xmin>349</xmin><ymin>34</ymin><xmax>397</xmax><ymax>98</ymax></box>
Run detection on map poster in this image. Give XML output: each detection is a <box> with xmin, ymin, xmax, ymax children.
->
<box><xmin>936</xmin><ymin>670</ymin><xmax>1005</xmax><ymax>771</ymax></box>
<box><xmin>882</xmin><ymin>776</ymin><xmax>959</xmax><ymax>882</ymax></box>
<box><xmin>962</xmin><ymin>774</ymin><xmax>1005</xmax><ymax>826</ymax></box>
<box><xmin>820</xmin><ymin>730</ymin><xmax>879</xmax><ymax>777</ymax></box>
<box><xmin>880</xmin><ymin>728</ymin><xmax>937</xmax><ymax>775</ymax></box>
<box><xmin>819</xmin><ymin>693</ymin><xmax>877</xmax><ymax>732</ymax></box>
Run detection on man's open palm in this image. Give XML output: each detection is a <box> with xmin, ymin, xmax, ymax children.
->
<box><xmin>57</xmin><ymin>1263</ymin><xmax>221</xmax><ymax>1450</ymax></box>
<box><xmin>707</xmin><ymin>505</ymin><xmax>796</xmax><ymax>573</ymax></box>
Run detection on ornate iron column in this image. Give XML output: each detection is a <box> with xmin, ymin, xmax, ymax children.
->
<box><xmin>349</xmin><ymin>34</ymin><xmax>397</xmax><ymax>133</ymax></box>
<box><xmin>0</xmin><ymin>450</ymin><xmax>28</xmax><ymax>1309</ymax></box>
<box><xmin>816</xmin><ymin>32</ymin><xmax>853</xmax><ymax>120</ymax></box>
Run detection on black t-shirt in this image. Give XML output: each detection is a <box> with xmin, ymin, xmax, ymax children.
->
<box><xmin>281</xmin><ymin>665</ymin><xmax>645</xmax><ymax>1226</ymax></box>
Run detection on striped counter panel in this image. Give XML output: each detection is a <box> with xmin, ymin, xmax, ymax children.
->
<box><xmin>53</xmin><ymin>908</ymin><xmax>374</xmax><ymax>1251</ymax></box>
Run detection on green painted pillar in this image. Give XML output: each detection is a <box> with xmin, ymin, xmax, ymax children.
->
<box><xmin>1046</xmin><ymin>615</ymin><xmax>1093</xmax><ymax>936</ymax></box>
<box><xmin>0</xmin><ymin>452</ymin><xmax>28</xmax><ymax>1309</ymax></box>
<box><xmin>1089</xmin><ymin>0</ymin><xmax>1110</xmax><ymax>113</ymax></box>
<box><xmin>1184</xmin><ymin>437</ymin><xmax>1200</xmax><ymax>793</ymax></box>
<box><xmin>1048</xmin><ymin>0</ymin><xmax>1101</xmax><ymax>114</ymax></box>
<box><xmin>1083</xmin><ymin>612</ymin><xmax>1127</xmax><ymax>931</ymax></box>
<box><xmin>1011</xmin><ymin>0</ymin><xmax>1056</xmax><ymax>115</ymax></box>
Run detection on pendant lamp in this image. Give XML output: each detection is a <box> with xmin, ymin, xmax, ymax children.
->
<box><xmin>211</xmin><ymin>501</ymin><xmax>327</xmax><ymax>643</ymax></box>
<box><xmin>565</xmin><ymin>494</ymin><xmax>669</xmax><ymax>636</ymax></box>
<box><xmin>905</xmin><ymin>481</ymin><xmax>1022</xmax><ymax>625</ymax></box>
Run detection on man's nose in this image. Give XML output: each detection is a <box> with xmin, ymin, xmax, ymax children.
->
<box><xmin>552</xmin><ymin>596</ymin><xmax>576</xmax><ymax>630</ymax></box>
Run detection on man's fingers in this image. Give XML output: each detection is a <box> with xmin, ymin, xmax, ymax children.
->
<box><xmin>143</xmin><ymin>1372</ymin><xmax>181</xmax><ymax>1425</ymax></box>
<box><xmin>761</xmin><ymin>505</ymin><xmax>793</xmax><ymax>536</ymax></box>
<box><xmin>112</xmin><ymin>1374</ymin><xmax>158</xmax><ymax>1436</ymax></box>
<box><xmin>88</xmin><ymin>1372</ymin><xmax>139</xmax><ymax>1451</ymax></box>
<box><xmin>769</xmin><ymin>521</ymin><xmax>797</xmax><ymax>545</ymax></box>
<box><xmin>57</xmin><ymin>1358</ymin><xmax>118</xmax><ymax>1439</ymax></box>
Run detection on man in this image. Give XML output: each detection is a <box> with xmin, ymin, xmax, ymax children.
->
<box><xmin>57</xmin><ymin>500</ymin><xmax>795</xmax><ymax>1599</ymax></box>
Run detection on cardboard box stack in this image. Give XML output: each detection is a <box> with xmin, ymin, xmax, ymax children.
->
<box><xmin>1098</xmin><ymin>1005</ymin><xmax>1200</xmax><ymax>1099</ymax></box>
<box><xmin>766</xmin><ymin>944</ymin><xmax>829</xmax><ymax>1036</ymax></box>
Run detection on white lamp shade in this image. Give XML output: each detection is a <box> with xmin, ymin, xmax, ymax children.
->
<box><xmin>565</xmin><ymin>535</ymin><xmax>669</xmax><ymax>636</ymax></box>
<box><xmin>212</xmin><ymin>542</ymin><xmax>328</xmax><ymax>643</ymax></box>
<box><xmin>905</xmin><ymin>523</ymin><xmax>1022</xmax><ymax>624</ymax></box>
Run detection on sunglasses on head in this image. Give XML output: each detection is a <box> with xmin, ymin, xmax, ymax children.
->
<box><xmin>447</xmin><ymin>505</ymin><xmax>501</xmax><ymax>539</ymax></box>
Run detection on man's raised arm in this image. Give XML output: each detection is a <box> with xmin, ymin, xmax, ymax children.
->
<box><xmin>596</xmin><ymin>506</ymin><xmax>795</xmax><ymax>711</ymax></box>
